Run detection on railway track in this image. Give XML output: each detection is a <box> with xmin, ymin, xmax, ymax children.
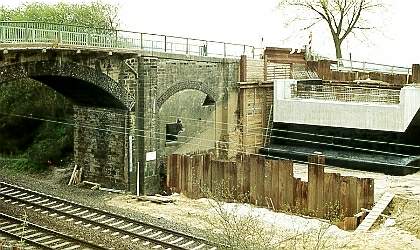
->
<box><xmin>0</xmin><ymin>212</ymin><xmax>109</xmax><ymax>250</ymax></box>
<box><xmin>0</xmin><ymin>182</ymin><xmax>217</xmax><ymax>250</ymax></box>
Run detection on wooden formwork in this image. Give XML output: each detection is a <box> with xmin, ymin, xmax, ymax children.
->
<box><xmin>166</xmin><ymin>153</ymin><xmax>375</xmax><ymax>226</ymax></box>
<box><xmin>237</xmin><ymin>84</ymin><xmax>273</xmax><ymax>153</ymax></box>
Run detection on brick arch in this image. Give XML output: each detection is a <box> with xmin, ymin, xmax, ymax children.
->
<box><xmin>0</xmin><ymin>60</ymin><xmax>134</xmax><ymax>110</ymax></box>
<box><xmin>156</xmin><ymin>81</ymin><xmax>218</xmax><ymax>110</ymax></box>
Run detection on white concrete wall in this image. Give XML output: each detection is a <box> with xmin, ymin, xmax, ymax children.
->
<box><xmin>273</xmin><ymin>80</ymin><xmax>420</xmax><ymax>132</ymax></box>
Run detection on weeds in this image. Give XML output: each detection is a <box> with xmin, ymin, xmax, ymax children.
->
<box><xmin>197</xmin><ymin>181</ymin><xmax>340</xmax><ymax>250</ymax></box>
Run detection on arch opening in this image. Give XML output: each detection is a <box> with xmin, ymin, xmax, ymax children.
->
<box><xmin>0</xmin><ymin>61</ymin><xmax>132</xmax><ymax>110</ymax></box>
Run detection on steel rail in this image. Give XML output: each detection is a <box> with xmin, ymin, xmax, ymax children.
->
<box><xmin>0</xmin><ymin>182</ymin><xmax>217</xmax><ymax>250</ymax></box>
<box><xmin>0</xmin><ymin>212</ymin><xmax>109</xmax><ymax>250</ymax></box>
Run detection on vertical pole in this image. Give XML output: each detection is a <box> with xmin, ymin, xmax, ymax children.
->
<box><xmin>407</xmin><ymin>68</ymin><xmax>410</xmax><ymax>84</ymax></box>
<box><xmin>129</xmin><ymin>135</ymin><xmax>133</xmax><ymax>173</ymax></box>
<box><xmin>140</xmin><ymin>33</ymin><xmax>143</xmax><ymax>50</ymax></box>
<box><xmin>136</xmin><ymin>162</ymin><xmax>140</xmax><ymax>196</ymax></box>
<box><xmin>223</xmin><ymin>43</ymin><xmax>226</xmax><ymax>57</ymax></box>
<box><xmin>164</xmin><ymin>35</ymin><xmax>167</xmax><ymax>52</ymax></box>
<box><xmin>136</xmin><ymin>56</ymin><xmax>146</xmax><ymax>195</ymax></box>
<box><xmin>186</xmin><ymin>38</ymin><xmax>189</xmax><ymax>54</ymax></box>
<box><xmin>214</xmin><ymin>103</ymin><xmax>217</xmax><ymax>155</ymax></box>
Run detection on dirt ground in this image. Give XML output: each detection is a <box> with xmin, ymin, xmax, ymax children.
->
<box><xmin>105</xmin><ymin>164</ymin><xmax>420</xmax><ymax>249</ymax></box>
<box><xmin>1</xmin><ymin>161</ymin><xmax>419</xmax><ymax>249</ymax></box>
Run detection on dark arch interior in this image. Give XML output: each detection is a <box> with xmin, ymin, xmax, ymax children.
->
<box><xmin>31</xmin><ymin>75</ymin><xmax>127</xmax><ymax>110</ymax></box>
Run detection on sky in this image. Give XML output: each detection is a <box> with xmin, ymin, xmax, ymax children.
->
<box><xmin>2</xmin><ymin>0</ymin><xmax>419</xmax><ymax>67</ymax></box>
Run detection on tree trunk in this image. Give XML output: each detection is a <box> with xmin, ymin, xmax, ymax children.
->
<box><xmin>333</xmin><ymin>38</ymin><xmax>343</xmax><ymax>59</ymax></box>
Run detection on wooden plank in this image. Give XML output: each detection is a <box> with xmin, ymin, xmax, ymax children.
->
<box><xmin>176</xmin><ymin>155</ymin><xmax>183</xmax><ymax>193</ymax></box>
<box><xmin>348</xmin><ymin>177</ymin><xmax>359</xmax><ymax>216</ymax></box>
<box><xmin>202</xmin><ymin>154</ymin><xmax>212</xmax><ymax>192</ymax></box>
<box><xmin>270</xmin><ymin>160</ymin><xmax>280</xmax><ymax>210</ymax></box>
<box><xmin>301</xmin><ymin>181</ymin><xmax>308</xmax><ymax>213</ymax></box>
<box><xmin>190</xmin><ymin>155</ymin><xmax>204</xmax><ymax>198</ymax></box>
<box><xmin>293</xmin><ymin>178</ymin><xmax>302</xmax><ymax>211</ymax></box>
<box><xmin>340</xmin><ymin>176</ymin><xmax>351</xmax><ymax>217</ymax></box>
<box><xmin>355</xmin><ymin>192</ymin><xmax>394</xmax><ymax>232</ymax></box>
<box><xmin>222</xmin><ymin>161</ymin><xmax>237</xmax><ymax>200</ymax></box>
<box><xmin>243</xmin><ymin>155</ymin><xmax>251</xmax><ymax>200</ymax></box>
<box><xmin>356</xmin><ymin>178</ymin><xmax>365</xmax><ymax>213</ymax></box>
<box><xmin>308</xmin><ymin>154</ymin><xmax>325</xmax><ymax>217</ymax></box>
<box><xmin>185</xmin><ymin>156</ymin><xmax>193</xmax><ymax>197</ymax></box>
<box><xmin>166</xmin><ymin>155</ymin><xmax>172</xmax><ymax>190</ymax></box>
<box><xmin>343</xmin><ymin>217</ymin><xmax>358</xmax><ymax>231</ymax></box>
<box><xmin>277</xmin><ymin>160</ymin><xmax>294</xmax><ymax>210</ymax></box>
<box><xmin>249</xmin><ymin>155</ymin><xmax>258</xmax><ymax>205</ymax></box>
<box><xmin>197</xmin><ymin>155</ymin><xmax>205</xmax><ymax>196</ymax></box>
<box><xmin>307</xmin><ymin>155</ymin><xmax>317</xmax><ymax>214</ymax></box>
<box><xmin>264</xmin><ymin>159</ymin><xmax>273</xmax><ymax>208</ymax></box>
<box><xmin>367</xmin><ymin>178</ymin><xmax>375</xmax><ymax>209</ymax></box>
<box><xmin>229</xmin><ymin>162</ymin><xmax>237</xmax><ymax>200</ymax></box>
<box><xmin>210</xmin><ymin>160</ymin><xmax>218</xmax><ymax>194</ymax></box>
<box><xmin>256</xmin><ymin>156</ymin><xmax>266</xmax><ymax>206</ymax></box>
<box><xmin>171</xmin><ymin>154</ymin><xmax>180</xmax><ymax>192</ymax></box>
<box><xmin>283</xmin><ymin>160</ymin><xmax>294</xmax><ymax>210</ymax></box>
<box><xmin>236</xmin><ymin>154</ymin><xmax>245</xmax><ymax>197</ymax></box>
<box><xmin>323</xmin><ymin>173</ymin><xmax>334</xmax><ymax>217</ymax></box>
<box><xmin>277</xmin><ymin>160</ymin><xmax>286</xmax><ymax>210</ymax></box>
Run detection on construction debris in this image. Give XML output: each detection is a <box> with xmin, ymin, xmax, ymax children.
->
<box><xmin>355</xmin><ymin>192</ymin><xmax>395</xmax><ymax>232</ymax></box>
<box><xmin>82</xmin><ymin>181</ymin><xmax>101</xmax><ymax>190</ymax></box>
<box><xmin>137</xmin><ymin>195</ymin><xmax>174</xmax><ymax>204</ymax></box>
<box><xmin>68</xmin><ymin>165</ymin><xmax>83</xmax><ymax>185</ymax></box>
<box><xmin>98</xmin><ymin>187</ymin><xmax>126</xmax><ymax>194</ymax></box>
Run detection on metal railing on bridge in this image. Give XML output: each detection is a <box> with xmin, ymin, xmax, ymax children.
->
<box><xmin>332</xmin><ymin>58</ymin><xmax>412</xmax><ymax>75</ymax></box>
<box><xmin>307</xmin><ymin>49</ymin><xmax>412</xmax><ymax>76</ymax></box>
<box><xmin>0</xmin><ymin>21</ymin><xmax>264</xmax><ymax>59</ymax></box>
<box><xmin>290</xmin><ymin>83</ymin><xmax>401</xmax><ymax>104</ymax></box>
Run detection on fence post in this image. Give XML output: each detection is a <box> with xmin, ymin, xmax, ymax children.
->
<box><xmin>164</xmin><ymin>35</ymin><xmax>167</xmax><ymax>52</ymax></box>
<box><xmin>412</xmin><ymin>64</ymin><xmax>420</xmax><ymax>83</ymax></box>
<box><xmin>24</xmin><ymin>22</ymin><xmax>29</xmax><ymax>42</ymax></box>
<box><xmin>140</xmin><ymin>33</ymin><xmax>143</xmax><ymax>49</ymax></box>
<box><xmin>1</xmin><ymin>25</ymin><xmax>4</xmax><ymax>42</ymax></box>
<box><xmin>223</xmin><ymin>43</ymin><xmax>226</xmax><ymax>57</ymax></box>
<box><xmin>58</xmin><ymin>30</ymin><xmax>62</xmax><ymax>44</ymax></box>
<box><xmin>186</xmin><ymin>38</ymin><xmax>189</xmax><ymax>55</ymax></box>
<box><xmin>407</xmin><ymin>68</ymin><xmax>411</xmax><ymax>84</ymax></box>
<box><xmin>308</xmin><ymin>153</ymin><xmax>325</xmax><ymax>217</ymax></box>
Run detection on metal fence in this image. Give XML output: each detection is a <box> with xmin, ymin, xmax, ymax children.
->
<box><xmin>333</xmin><ymin>59</ymin><xmax>412</xmax><ymax>75</ymax></box>
<box><xmin>307</xmin><ymin>49</ymin><xmax>412</xmax><ymax>75</ymax></box>
<box><xmin>0</xmin><ymin>21</ymin><xmax>263</xmax><ymax>59</ymax></box>
<box><xmin>290</xmin><ymin>84</ymin><xmax>401</xmax><ymax>104</ymax></box>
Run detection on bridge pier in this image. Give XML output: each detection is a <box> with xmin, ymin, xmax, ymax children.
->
<box><xmin>74</xmin><ymin>106</ymin><xmax>131</xmax><ymax>190</ymax></box>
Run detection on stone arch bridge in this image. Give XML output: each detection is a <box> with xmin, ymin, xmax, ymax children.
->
<box><xmin>0</xmin><ymin>21</ymin><xmax>245</xmax><ymax>194</ymax></box>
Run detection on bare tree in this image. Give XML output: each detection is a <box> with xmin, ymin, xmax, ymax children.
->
<box><xmin>278</xmin><ymin>0</ymin><xmax>384</xmax><ymax>59</ymax></box>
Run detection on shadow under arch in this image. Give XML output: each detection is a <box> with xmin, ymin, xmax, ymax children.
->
<box><xmin>0</xmin><ymin>60</ymin><xmax>133</xmax><ymax>110</ymax></box>
<box><xmin>156</xmin><ymin>81</ymin><xmax>218</xmax><ymax>110</ymax></box>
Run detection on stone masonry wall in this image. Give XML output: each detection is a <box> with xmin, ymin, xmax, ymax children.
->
<box><xmin>137</xmin><ymin>53</ymin><xmax>239</xmax><ymax>194</ymax></box>
<box><xmin>74</xmin><ymin>106</ymin><xmax>129</xmax><ymax>190</ymax></box>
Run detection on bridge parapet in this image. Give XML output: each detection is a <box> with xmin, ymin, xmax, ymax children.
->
<box><xmin>0</xmin><ymin>21</ymin><xmax>263</xmax><ymax>59</ymax></box>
